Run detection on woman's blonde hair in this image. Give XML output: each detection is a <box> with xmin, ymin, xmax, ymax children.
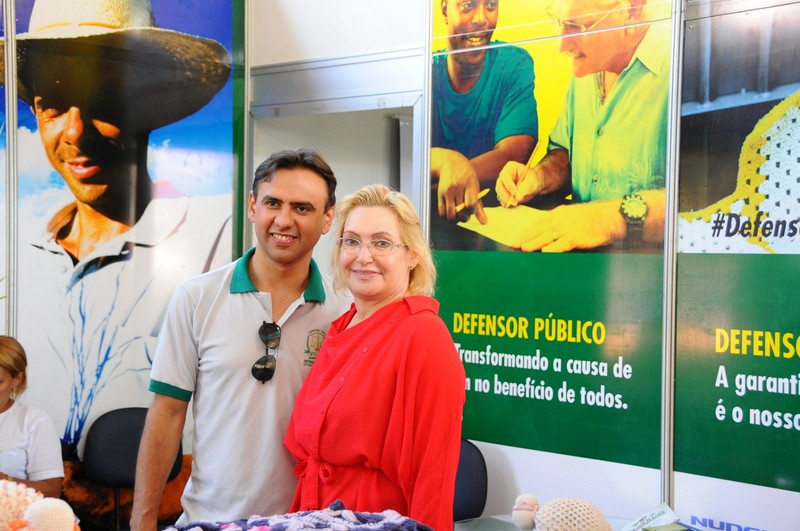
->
<box><xmin>332</xmin><ymin>184</ymin><xmax>436</xmax><ymax>296</ymax></box>
<box><xmin>0</xmin><ymin>336</ymin><xmax>28</xmax><ymax>396</ymax></box>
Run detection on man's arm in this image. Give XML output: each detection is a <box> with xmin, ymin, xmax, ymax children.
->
<box><xmin>432</xmin><ymin>135</ymin><xmax>536</xmax><ymax>224</ymax></box>
<box><xmin>130</xmin><ymin>393</ymin><xmax>188</xmax><ymax>531</ymax></box>
<box><xmin>470</xmin><ymin>134</ymin><xmax>537</xmax><ymax>186</ymax></box>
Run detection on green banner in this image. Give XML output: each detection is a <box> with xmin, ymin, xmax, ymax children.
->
<box><xmin>436</xmin><ymin>250</ymin><xmax>663</xmax><ymax>468</ymax></box>
<box><xmin>675</xmin><ymin>253</ymin><xmax>800</xmax><ymax>491</ymax></box>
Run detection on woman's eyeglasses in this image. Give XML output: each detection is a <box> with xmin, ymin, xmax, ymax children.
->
<box><xmin>336</xmin><ymin>237</ymin><xmax>407</xmax><ymax>256</ymax></box>
<box><xmin>252</xmin><ymin>321</ymin><xmax>281</xmax><ymax>383</ymax></box>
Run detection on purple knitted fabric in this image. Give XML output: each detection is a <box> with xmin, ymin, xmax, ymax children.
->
<box><xmin>167</xmin><ymin>500</ymin><xmax>434</xmax><ymax>531</ymax></box>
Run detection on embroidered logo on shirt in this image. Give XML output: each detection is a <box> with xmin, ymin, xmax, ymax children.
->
<box><xmin>303</xmin><ymin>329</ymin><xmax>326</xmax><ymax>366</ymax></box>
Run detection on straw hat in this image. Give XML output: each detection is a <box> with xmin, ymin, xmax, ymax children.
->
<box><xmin>0</xmin><ymin>0</ymin><xmax>231</xmax><ymax>130</ymax></box>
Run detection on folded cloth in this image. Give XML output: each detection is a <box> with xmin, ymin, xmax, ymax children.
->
<box><xmin>166</xmin><ymin>500</ymin><xmax>433</xmax><ymax>531</ymax></box>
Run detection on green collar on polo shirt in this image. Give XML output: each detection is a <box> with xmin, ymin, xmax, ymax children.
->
<box><xmin>231</xmin><ymin>247</ymin><xmax>326</xmax><ymax>303</ymax></box>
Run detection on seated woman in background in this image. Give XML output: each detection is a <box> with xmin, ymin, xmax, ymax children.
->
<box><xmin>0</xmin><ymin>336</ymin><xmax>64</xmax><ymax>498</ymax></box>
<box><xmin>285</xmin><ymin>184</ymin><xmax>466</xmax><ymax>531</ymax></box>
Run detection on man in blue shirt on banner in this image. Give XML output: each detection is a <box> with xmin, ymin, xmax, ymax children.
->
<box><xmin>431</xmin><ymin>0</ymin><xmax>538</xmax><ymax>234</ymax></box>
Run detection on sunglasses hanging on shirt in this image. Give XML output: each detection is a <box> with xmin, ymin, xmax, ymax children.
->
<box><xmin>252</xmin><ymin>321</ymin><xmax>281</xmax><ymax>383</ymax></box>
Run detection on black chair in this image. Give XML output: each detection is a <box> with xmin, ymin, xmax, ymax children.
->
<box><xmin>453</xmin><ymin>438</ymin><xmax>488</xmax><ymax>522</ymax></box>
<box><xmin>82</xmin><ymin>407</ymin><xmax>183</xmax><ymax>530</ymax></box>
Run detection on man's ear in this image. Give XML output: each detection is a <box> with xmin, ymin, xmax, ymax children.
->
<box><xmin>441</xmin><ymin>0</ymin><xmax>448</xmax><ymax>19</ymax></box>
<box><xmin>321</xmin><ymin>205</ymin><xmax>335</xmax><ymax>234</ymax></box>
<box><xmin>247</xmin><ymin>192</ymin><xmax>256</xmax><ymax>221</ymax></box>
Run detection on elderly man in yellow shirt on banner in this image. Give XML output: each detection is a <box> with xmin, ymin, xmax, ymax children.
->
<box><xmin>496</xmin><ymin>0</ymin><xmax>670</xmax><ymax>252</ymax></box>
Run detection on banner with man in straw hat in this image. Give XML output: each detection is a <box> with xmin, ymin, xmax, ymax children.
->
<box><xmin>0</xmin><ymin>0</ymin><xmax>235</xmax><ymax>461</ymax></box>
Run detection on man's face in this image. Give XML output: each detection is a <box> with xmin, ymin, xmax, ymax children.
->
<box><xmin>32</xmin><ymin>78</ymin><xmax>140</xmax><ymax>209</ymax></box>
<box><xmin>247</xmin><ymin>168</ymin><xmax>334</xmax><ymax>268</ymax></box>
<box><xmin>557</xmin><ymin>0</ymin><xmax>629</xmax><ymax>77</ymax></box>
<box><xmin>443</xmin><ymin>0</ymin><xmax>499</xmax><ymax>68</ymax></box>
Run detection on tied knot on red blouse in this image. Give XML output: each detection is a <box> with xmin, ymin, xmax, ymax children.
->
<box><xmin>294</xmin><ymin>459</ymin><xmax>334</xmax><ymax>482</ymax></box>
<box><xmin>294</xmin><ymin>458</ymin><xmax>335</xmax><ymax>511</ymax></box>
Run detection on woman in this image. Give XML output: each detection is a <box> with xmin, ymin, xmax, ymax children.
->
<box><xmin>0</xmin><ymin>336</ymin><xmax>64</xmax><ymax>498</ymax></box>
<box><xmin>285</xmin><ymin>185</ymin><xmax>466</xmax><ymax>530</ymax></box>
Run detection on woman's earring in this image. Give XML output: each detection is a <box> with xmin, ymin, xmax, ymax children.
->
<box><xmin>10</xmin><ymin>388</ymin><xmax>17</xmax><ymax>400</ymax></box>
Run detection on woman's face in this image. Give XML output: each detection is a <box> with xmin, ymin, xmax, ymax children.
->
<box><xmin>0</xmin><ymin>367</ymin><xmax>22</xmax><ymax>409</ymax></box>
<box><xmin>339</xmin><ymin>206</ymin><xmax>419</xmax><ymax>307</ymax></box>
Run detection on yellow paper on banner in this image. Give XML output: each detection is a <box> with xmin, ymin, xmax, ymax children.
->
<box><xmin>457</xmin><ymin>206</ymin><xmax>547</xmax><ymax>247</ymax></box>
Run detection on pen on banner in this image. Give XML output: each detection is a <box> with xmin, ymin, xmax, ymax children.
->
<box><xmin>455</xmin><ymin>189</ymin><xmax>490</xmax><ymax>213</ymax></box>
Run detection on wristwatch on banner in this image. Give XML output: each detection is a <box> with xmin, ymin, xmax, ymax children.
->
<box><xmin>620</xmin><ymin>193</ymin><xmax>647</xmax><ymax>244</ymax></box>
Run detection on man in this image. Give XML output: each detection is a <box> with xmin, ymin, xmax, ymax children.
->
<box><xmin>1</xmin><ymin>0</ymin><xmax>233</xmax><ymax>453</ymax></box>
<box><xmin>431</xmin><ymin>0</ymin><xmax>538</xmax><ymax>233</ymax></box>
<box><xmin>496</xmin><ymin>0</ymin><xmax>669</xmax><ymax>252</ymax></box>
<box><xmin>130</xmin><ymin>149</ymin><xmax>352</xmax><ymax>528</ymax></box>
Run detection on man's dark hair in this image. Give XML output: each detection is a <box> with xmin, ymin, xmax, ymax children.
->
<box><xmin>253</xmin><ymin>148</ymin><xmax>337</xmax><ymax>209</ymax></box>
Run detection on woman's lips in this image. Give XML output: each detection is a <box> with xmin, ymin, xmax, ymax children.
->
<box><xmin>352</xmin><ymin>269</ymin><xmax>379</xmax><ymax>279</ymax></box>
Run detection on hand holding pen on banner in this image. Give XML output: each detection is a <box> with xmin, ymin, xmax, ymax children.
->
<box><xmin>496</xmin><ymin>162</ymin><xmax>533</xmax><ymax>207</ymax></box>
<box><xmin>496</xmin><ymin>150</ymin><xmax>572</xmax><ymax>208</ymax></box>
<box><xmin>455</xmin><ymin>189</ymin><xmax>489</xmax><ymax>213</ymax></box>
<box><xmin>431</xmin><ymin>148</ymin><xmax>489</xmax><ymax>224</ymax></box>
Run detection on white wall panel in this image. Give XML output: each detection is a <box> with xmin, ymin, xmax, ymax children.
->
<box><xmin>248</xmin><ymin>0</ymin><xmax>426</xmax><ymax>67</ymax></box>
